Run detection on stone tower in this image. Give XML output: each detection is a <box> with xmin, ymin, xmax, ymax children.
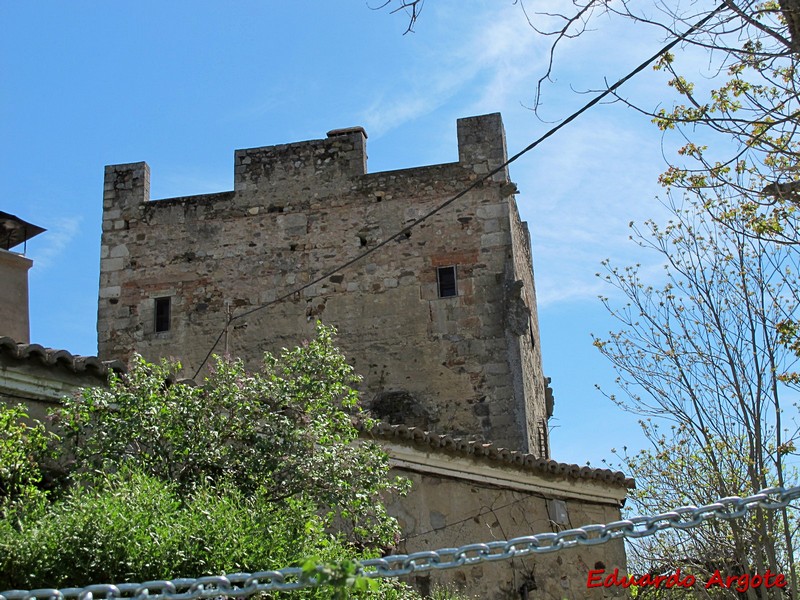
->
<box><xmin>98</xmin><ymin>113</ymin><xmax>552</xmax><ymax>455</ymax></box>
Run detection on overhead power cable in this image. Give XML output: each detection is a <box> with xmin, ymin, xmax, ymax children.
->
<box><xmin>193</xmin><ymin>3</ymin><xmax>727</xmax><ymax>378</ymax></box>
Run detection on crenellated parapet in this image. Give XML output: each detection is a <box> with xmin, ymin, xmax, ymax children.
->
<box><xmin>234</xmin><ymin>126</ymin><xmax>367</xmax><ymax>195</ymax></box>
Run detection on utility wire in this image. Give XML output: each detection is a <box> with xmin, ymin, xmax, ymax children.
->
<box><xmin>193</xmin><ymin>3</ymin><xmax>726</xmax><ymax>379</ymax></box>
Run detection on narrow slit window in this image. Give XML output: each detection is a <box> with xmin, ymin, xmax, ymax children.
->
<box><xmin>154</xmin><ymin>297</ymin><xmax>171</xmax><ymax>333</ymax></box>
<box><xmin>437</xmin><ymin>266</ymin><xmax>457</xmax><ymax>298</ymax></box>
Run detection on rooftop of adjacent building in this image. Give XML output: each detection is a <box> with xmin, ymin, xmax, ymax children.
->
<box><xmin>0</xmin><ymin>336</ymin><xmax>124</xmax><ymax>380</ymax></box>
<box><xmin>0</xmin><ymin>211</ymin><xmax>46</xmax><ymax>252</ymax></box>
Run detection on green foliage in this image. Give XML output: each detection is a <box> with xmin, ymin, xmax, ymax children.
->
<box><xmin>58</xmin><ymin>323</ymin><xmax>406</xmax><ymax>549</ymax></box>
<box><xmin>428</xmin><ymin>587</ymin><xmax>472</xmax><ymax>600</ymax></box>
<box><xmin>651</xmin><ymin>37</ymin><xmax>800</xmax><ymax>243</ymax></box>
<box><xmin>0</xmin><ymin>468</ymin><xmax>421</xmax><ymax>598</ymax></box>
<box><xmin>517</xmin><ymin>0</ymin><xmax>800</xmax><ymax>242</ymax></box>
<box><xmin>0</xmin><ymin>404</ymin><xmax>52</xmax><ymax>520</ymax></box>
<box><xmin>612</xmin><ymin>426</ymin><xmax>795</xmax><ymax>592</ymax></box>
<box><xmin>634</xmin><ymin>3</ymin><xmax>800</xmax><ymax>251</ymax></box>
<box><xmin>1</xmin><ymin>468</ymin><xmax>301</xmax><ymax>588</ymax></box>
<box><xmin>0</xmin><ymin>325</ymin><xmax>434</xmax><ymax>598</ymax></box>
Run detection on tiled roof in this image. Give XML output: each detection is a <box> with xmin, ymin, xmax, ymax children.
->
<box><xmin>360</xmin><ymin>420</ymin><xmax>634</xmax><ymax>488</ymax></box>
<box><xmin>0</xmin><ymin>337</ymin><xmax>125</xmax><ymax>379</ymax></box>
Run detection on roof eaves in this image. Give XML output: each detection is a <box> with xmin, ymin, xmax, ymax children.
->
<box><xmin>359</xmin><ymin>420</ymin><xmax>634</xmax><ymax>488</ymax></box>
<box><xmin>0</xmin><ymin>336</ymin><xmax>126</xmax><ymax>379</ymax></box>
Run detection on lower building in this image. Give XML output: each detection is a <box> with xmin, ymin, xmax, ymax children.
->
<box><xmin>369</xmin><ymin>422</ymin><xmax>630</xmax><ymax>599</ymax></box>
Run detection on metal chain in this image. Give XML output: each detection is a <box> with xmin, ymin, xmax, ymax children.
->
<box><xmin>3</xmin><ymin>485</ymin><xmax>799</xmax><ymax>600</ymax></box>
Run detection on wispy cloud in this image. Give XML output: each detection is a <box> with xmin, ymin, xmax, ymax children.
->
<box><xmin>223</xmin><ymin>90</ymin><xmax>284</xmax><ymax>123</ymax></box>
<box><xmin>28</xmin><ymin>216</ymin><xmax>82</xmax><ymax>271</ymax></box>
<box><xmin>512</xmin><ymin>111</ymin><xmax>674</xmax><ymax>307</ymax></box>
<box><xmin>360</xmin><ymin>3</ymin><xmax>552</xmax><ymax>137</ymax></box>
<box><xmin>535</xmin><ymin>274</ymin><xmax>608</xmax><ymax>306</ymax></box>
<box><xmin>356</xmin><ymin>0</ymin><xmax>691</xmax><ymax>309</ymax></box>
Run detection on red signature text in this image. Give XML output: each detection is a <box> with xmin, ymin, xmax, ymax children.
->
<box><xmin>587</xmin><ymin>568</ymin><xmax>787</xmax><ymax>592</ymax></box>
<box><xmin>587</xmin><ymin>568</ymin><xmax>695</xmax><ymax>589</ymax></box>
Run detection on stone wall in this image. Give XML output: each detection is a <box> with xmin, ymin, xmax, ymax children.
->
<box><xmin>98</xmin><ymin>113</ymin><xmax>549</xmax><ymax>454</ymax></box>
<box><xmin>373</xmin><ymin>426</ymin><xmax>630</xmax><ymax>600</ymax></box>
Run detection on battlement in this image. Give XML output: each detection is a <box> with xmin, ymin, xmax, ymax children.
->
<box><xmin>233</xmin><ymin>126</ymin><xmax>368</xmax><ymax>194</ymax></box>
<box><xmin>456</xmin><ymin>112</ymin><xmax>508</xmax><ymax>181</ymax></box>
<box><xmin>102</xmin><ymin>113</ymin><xmax>509</xmax><ymax>219</ymax></box>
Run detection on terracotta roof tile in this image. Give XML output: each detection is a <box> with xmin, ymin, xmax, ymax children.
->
<box><xmin>359</xmin><ymin>420</ymin><xmax>634</xmax><ymax>488</ymax></box>
<box><xmin>0</xmin><ymin>336</ymin><xmax>125</xmax><ymax>379</ymax></box>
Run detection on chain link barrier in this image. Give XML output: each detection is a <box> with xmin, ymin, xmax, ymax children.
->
<box><xmin>3</xmin><ymin>485</ymin><xmax>799</xmax><ymax>600</ymax></box>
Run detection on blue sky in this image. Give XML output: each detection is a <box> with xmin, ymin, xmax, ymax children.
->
<box><xmin>2</xmin><ymin>1</ymin><xmax>687</xmax><ymax>467</ymax></box>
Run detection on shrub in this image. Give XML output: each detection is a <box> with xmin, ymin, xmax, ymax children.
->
<box><xmin>57</xmin><ymin>324</ymin><xmax>405</xmax><ymax>549</ymax></box>
<box><xmin>0</xmin><ymin>403</ymin><xmax>52</xmax><ymax>520</ymax></box>
<box><xmin>1</xmin><ymin>325</ymin><xmax>433</xmax><ymax>598</ymax></box>
<box><xmin>1</xmin><ymin>468</ymin><xmax>335</xmax><ymax>590</ymax></box>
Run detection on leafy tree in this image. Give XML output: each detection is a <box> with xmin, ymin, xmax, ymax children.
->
<box><xmin>534</xmin><ymin>0</ymin><xmax>800</xmax><ymax>246</ymax></box>
<box><xmin>595</xmin><ymin>193</ymin><xmax>800</xmax><ymax>598</ymax></box>
<box><xmin>0</xmin><ymin>467</ymin><xmax>426</xmax><ymax>598</ymax></box>
<box><xmin>1</xmin><ymin>325</ymin><xmax>429</xmax><ymax>598</ymax></box>
<box><xmin>0</xmin><ymin>404</ymin><xmax>52</xmax><ymax>520</ymax></box>
<box><xmin>58</xmin><ymin>323</ymin><xmax>405</xmax><ymax>548</ymax></box>
<box><xmin>2</xmin><ymin>468</ymin><xmax>306</xmax><ymax>589</ymax></box>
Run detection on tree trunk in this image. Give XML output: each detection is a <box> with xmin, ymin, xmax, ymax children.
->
<box><xmin>779</xmin><ymin>0</ymin><xmax>800</xmax><ymax>53</ymax></box>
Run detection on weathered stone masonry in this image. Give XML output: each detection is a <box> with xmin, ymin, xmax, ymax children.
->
<box><xmin>98</xmin><ymin>113</ymin><xmax>551</xmax><ymax>455</ymax></box>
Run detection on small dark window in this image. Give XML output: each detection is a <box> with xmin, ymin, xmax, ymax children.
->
<box><xmin>154</xmin><ymin>297</ymin><xmax>171</xmax><ymax>333</ymax></box>
<box><xmin>437</xmin><ymin>266</ymin><xmax>457</xmax><ymax>298</ymax></box>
